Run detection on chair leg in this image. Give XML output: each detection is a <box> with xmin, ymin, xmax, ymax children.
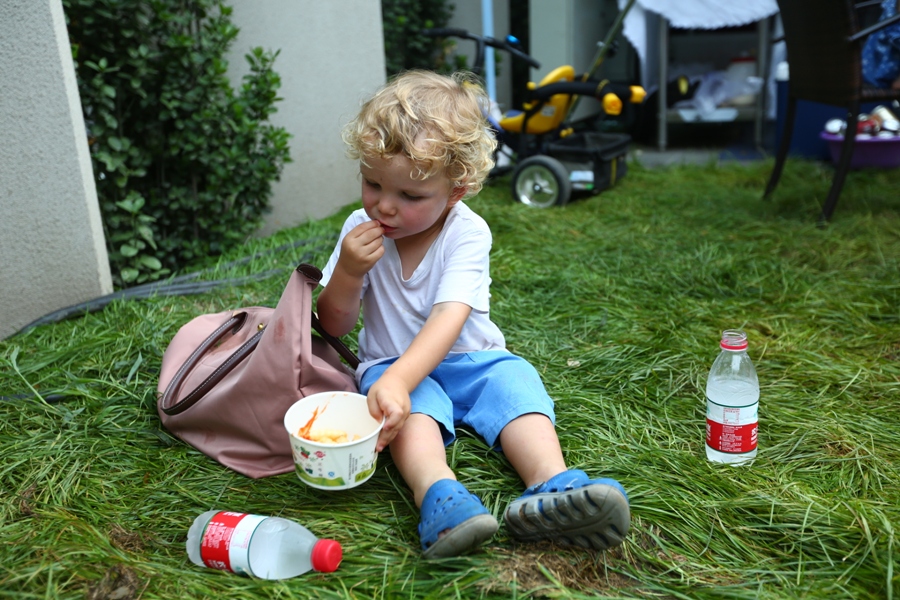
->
<box><xmin>764</xmin><ymin>96</ymin><xmax>798</xmax><ymax>199</ymax></box>
<box><xmin>819</xmin><ymin>104</ymin><xmax>860</xmax><ymax>225</ymax></box>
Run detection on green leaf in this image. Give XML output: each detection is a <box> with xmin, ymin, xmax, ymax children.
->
<box><xmin>138</xmin><ymin>256</ymin><xmax>162</xmax><ymax>270</ymax></box>
<box><xmin>137</xmin><ymin>225</ymin><xmax>155</xmax><ymax>243</ymax></box>
<box><xmin>114</xmin><ymin>199</ymin><xmax>134</xmax><ymax>213</ymax></box>
<box><xmin>119</xmin><ymin>244</ymin><xmax>138</xmax><ymax>258</ymax></box>
<box><xmin>120</xmin><ymin>268</ymin><xmax>139</xmax><ymax>283</ymax></box>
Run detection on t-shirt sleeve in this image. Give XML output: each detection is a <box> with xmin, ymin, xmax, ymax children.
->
<box><xmin>433</xmin><ymin>226</ymin><xmax>493</xmax><ymax>313</ymax></box>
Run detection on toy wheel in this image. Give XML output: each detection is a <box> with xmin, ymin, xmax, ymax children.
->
<box><xmin>511</xmin><ymin>156</ymin><xmax>572</xmax><ymax>208</ymax></box>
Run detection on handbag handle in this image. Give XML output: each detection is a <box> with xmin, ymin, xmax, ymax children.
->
<box><xmin>160</xmin><ymin>311</ymin><xmax>261</xmax><ymax>415</ymax></box>
<box><xmin>160</xmin><ymin>265</ymin><xmax>360</xmax><ymax>416</ymax></box>
<box><xmin>298</xmin><ymin>263</ymin><xmax>361</xmax><ymax>369</ymax></box>
<box><xmin>310</xmin><ymin>312</ymin><xmax>361</xmax><ymax>369</ymax></box>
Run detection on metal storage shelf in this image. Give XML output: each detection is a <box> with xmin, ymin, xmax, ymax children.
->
<box><xmin>656</xmin><ymin>18</ymin><xmax>773</xmax><ymax>150</ymax></box>
<box><xmin>665</xmin><ymin>105</ymin><xmax>758</xmax><ymax>123</ymax></box>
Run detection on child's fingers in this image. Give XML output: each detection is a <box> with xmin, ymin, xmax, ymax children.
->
<box><xmin>367</xmin><ymin>394</ymin><xmax>384</xmax><ymax>421</ymax></box>
<box><xmin>368</xmin><ymin>390</ymin><xmax>408</xmax><ymax>452</ymax></box>
<box><xmin>349</xmin><ymin>220</ymin><xmax>384</xmax><ymax>242</ymax></box>
<box><xmin>342</xmin><ymin>224</ymin><xmax>381</xmax><ymax>256</ymax></box>
<box><xmin>376</xmin><ymin>429</ymin><xmax>395</xmax><ymax>453</ymax></box>
<box><xmin>375</xmin><ymin>404</ymin><xmax>402</xmax><ymax>452</ymax></box>
<box><xmin>366</xmin><ymin>393</ymin><xmax>392</xmax><ymax>452</ymax></box>
<box><xmin>365</xmin><ymin>240</ymin><xmax>385</xmax><ymax>262</ymax></box>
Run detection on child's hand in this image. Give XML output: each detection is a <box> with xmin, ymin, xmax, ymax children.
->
<box><xmin>338</xmin><ymin>220</ymin><xmax>384</xmax><ymax>278</ymax></box>
<box><xmin>366</xmin><ymin>372</ymin><xmax>411</xmax><ymax>452</ymax></box>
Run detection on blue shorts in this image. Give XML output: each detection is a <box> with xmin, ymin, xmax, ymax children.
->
<box><xmin>359</xmin><ymin>350</ymin><xmax>555</xmax><ymax>449</ymax></box>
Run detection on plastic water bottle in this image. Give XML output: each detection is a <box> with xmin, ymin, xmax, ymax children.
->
<box><xmin>705</xmin><ymin>330</ymin><xmax>759</xmax><ymax>465</ymax></box>
<box><xmin>186</xmin><ymin>510</ymin><xmax>342</xmax><ymax>579</ymax></box>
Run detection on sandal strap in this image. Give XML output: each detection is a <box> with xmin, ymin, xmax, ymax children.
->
<box><xmin>519</xmin><ymin>469</ymin><xmax>627</xmax><ymax>501</ymax></box>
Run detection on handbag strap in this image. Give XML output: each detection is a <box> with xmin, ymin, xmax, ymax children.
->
<box><xmin>160</xmin><ymin>265</ymin><xmax>360</xmax><ymax>416</ymax></box>
<box><xmin>159</xmin><ymin>312</ymin><xmax>263</xmax><ymax>415</ymax></box>
<box><xmin>311</xmin><ymin>312</ymin><xmax>361</xmax><ymax>369</ymax></box>
<box><xmin>298</xmin><ymin>263</ymin><xmax>361</xmax><ymax>370</ymax></box>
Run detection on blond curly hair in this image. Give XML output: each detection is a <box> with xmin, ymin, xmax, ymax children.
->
<box><xmin>343</xmin><ymin>70</ymin><xmax>497</xmax><ymax>198</ymax></box>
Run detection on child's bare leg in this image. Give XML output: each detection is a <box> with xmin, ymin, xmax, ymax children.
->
<box><xmin>388</xmin><ymin>413</ymin><xmax>454</xmax><ymax>507</ymax></box>
<box><xmin>497</xmin><ymin>413</ymin><xmax>567</xmax><ymax>487</ymax></box>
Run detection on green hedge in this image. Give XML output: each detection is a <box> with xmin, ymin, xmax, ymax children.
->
<box><xmin>64</xmin><ymin>0</ymin><xmax>290</xmax><ymax>286</ymax></box>
<box><xmin>382</xmin><ymin>0</ymin><xmax>458</xmax><ymax>75</ymax></box>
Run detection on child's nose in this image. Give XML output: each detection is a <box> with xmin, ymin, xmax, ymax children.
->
<box><xmin>377</xmin><ymin>195</ymin><xmax>398</xmax><ymax>215</ymax></box>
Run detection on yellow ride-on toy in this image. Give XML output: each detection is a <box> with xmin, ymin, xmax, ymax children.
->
<box><xmin>499</xmin><ymin>64</ymin><xmax>645</xmax><ymax>208</ymax></box>
<box><xmin>423</xmin><ymin>27</ymin><xmax>645</xmax><ymax>208</ymax></box>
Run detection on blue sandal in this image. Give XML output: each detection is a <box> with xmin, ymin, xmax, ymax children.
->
<box><xmin>503</xmin><ymin>469</ymin><xmax>630</xmax><ymax>550</ymax></box>
<box><xmin>419</xmin><ymin>479</ymin><xmax>499</xmax><ymax>558</ymax></box>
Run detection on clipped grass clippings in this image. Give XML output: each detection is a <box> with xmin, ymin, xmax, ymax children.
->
<box><xmin>2</xmin><ymin>158</ymin><xmax>899</xmax><ymax>599</ymax></box>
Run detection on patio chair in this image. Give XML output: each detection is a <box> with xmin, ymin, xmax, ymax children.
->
<box><xmin>764</xmin><ymin>0</ymin><xmax>900</xmax><ymax>224</ymax></box>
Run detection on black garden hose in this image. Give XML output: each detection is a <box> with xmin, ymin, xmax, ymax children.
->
<box><xmin>14</xmin><ymin>236</ymin><xmax>334</xmax><ymax>335</ymax></box>
<box><xmin>3</xmin><ymin>237</ymin><xmax>335</xmax><ymax>404</ymax></box>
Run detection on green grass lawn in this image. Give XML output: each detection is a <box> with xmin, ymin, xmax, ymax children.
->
<box><xmin>2</xmin><ymin>157</ymin><xmax>898</xmax><ymax>599</ymax></box>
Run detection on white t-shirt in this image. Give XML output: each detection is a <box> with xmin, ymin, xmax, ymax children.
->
<box><xmin>321</xmin><ymin>203</ymin><xmax>507</xmax><ymax>379</ymax></box>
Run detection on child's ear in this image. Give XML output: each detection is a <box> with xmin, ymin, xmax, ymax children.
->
<box><xmin>448</xmin><ymin>184</ymin><xmax>467</xmax><ymax>205</ymax></box>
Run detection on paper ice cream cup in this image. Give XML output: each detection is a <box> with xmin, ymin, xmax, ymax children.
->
<box><xmin>283</xmin><ymin>391</ymin><xmax>383</xmax><ymax>490</ymax></box>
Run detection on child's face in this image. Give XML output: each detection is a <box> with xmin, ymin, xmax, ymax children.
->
<box><xmin>360</xmin><ymin>154</ymin><xmax>464</xmax><ymax>242</ymax></box>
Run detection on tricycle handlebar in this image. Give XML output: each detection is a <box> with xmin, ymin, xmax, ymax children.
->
<box><xmin>422</xmin><ymin>28</ymin><xmax>541</xmax><ymax>73</ymax></box>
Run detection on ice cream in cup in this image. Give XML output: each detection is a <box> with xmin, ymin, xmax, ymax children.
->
<box><xmin>283</xmin><ymin>391</ymin><xmax>384</xmax><ymax>490</ymax></box>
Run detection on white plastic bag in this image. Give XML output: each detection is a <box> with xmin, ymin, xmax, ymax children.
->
<box><xmin>674</xmin><ymin>71</ymin><xmax>764</xmax><ymax>117</ymax></box>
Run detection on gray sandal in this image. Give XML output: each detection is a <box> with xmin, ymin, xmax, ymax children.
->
<box><xmin>503</xmin><ymin>469</ymin><xmax>630</xmax><ymax>550</ymax></box>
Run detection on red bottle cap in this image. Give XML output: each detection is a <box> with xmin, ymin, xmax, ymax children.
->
<box><xmin>311</xmin><ymin>539</ymin><xmax>343</xmax><ymax>572</ymax></box>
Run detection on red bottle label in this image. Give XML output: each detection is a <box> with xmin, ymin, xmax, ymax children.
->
<box><xmin>200</xmin><ymin>511</ymin><xmax>266</xmax><ymax>574</ymax></box>
<box><xmin>706</xmin><ymin>401</ymin><xmax>758</xmax><ymax>454</ymax></box>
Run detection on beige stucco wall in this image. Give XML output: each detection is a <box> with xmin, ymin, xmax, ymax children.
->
<box><xmin>0</xmin><ymin>0</ymin><xmax>113</xmax><ymax>341</ymax></box>
<box><xmin>0</xmin><ymin>0</ymin><xmax>385</xmax><ymax>340</ymax></box>
<box><xmin>225</xmin><ymin>0</ymin><xmax>387</xmax><ymax>237</ymax></box>
<box><xmin>530</xmin><ymin>0</ymin><xmax>606</xmax><ymax>122</ymax></box>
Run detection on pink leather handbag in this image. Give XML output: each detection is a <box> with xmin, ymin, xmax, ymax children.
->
<box><xmin>157</xmin><ymin>264</ymin><xmax>359</xmax><ymax>478</ymax></box>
